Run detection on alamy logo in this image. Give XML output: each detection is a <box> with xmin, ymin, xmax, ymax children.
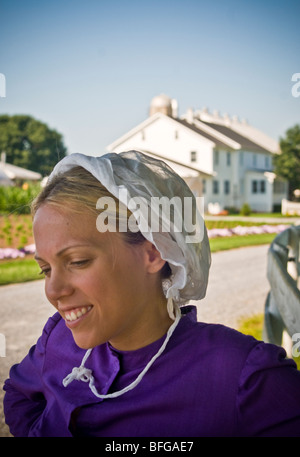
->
<box><xmin>96</xmin><ymin>189</ymin><xmax>205</xmax><ymax>243</ymax></box>
<box><xmin>292</xmin><ymin>333</ymin><xmax>300</xmax><ymax>358</ymax></box>
<box><xmin>0</xmin><ymin>73</ymin><xmax>6</xmax><ymax>98</ymax></box>
<box><xmin>291</xmin><ymin>73</ymin><xmax>300</xmax><ymax>98</ymax></box>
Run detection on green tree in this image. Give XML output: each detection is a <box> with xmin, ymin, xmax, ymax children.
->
<box><xmin>0</xmin><ymin>114</ymin><xmax>67</xmax><ymax>176</ymax></box>
<box><xmin>274</xmin><ymin>124</ymin><xmax>300</xmax><ymax>200</ymax></box>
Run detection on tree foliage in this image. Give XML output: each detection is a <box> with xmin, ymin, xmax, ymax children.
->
<box><xmin>274</xmin><ymin>124</ymin><xmax>300</xmax><ymax>200</ymax></box>
<box><xmin>0</xmin><ymin>114</ymin><xmax>67</xmax><ymax>176</ymax></box>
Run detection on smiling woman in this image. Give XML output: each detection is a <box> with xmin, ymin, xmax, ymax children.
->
<box><xmin>3</xmin><ymin>150</ymin><xmax>300</xmax><ymax>437</ymax></box>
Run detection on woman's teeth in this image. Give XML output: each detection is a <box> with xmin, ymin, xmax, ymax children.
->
<box><xmin>65</xmin><ymin>306</ymin><xmax>92</xmax><ymax>322</ymax></box>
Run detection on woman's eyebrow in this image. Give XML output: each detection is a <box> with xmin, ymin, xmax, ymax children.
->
<box><xmin>34</xmin><ymin>244</ymin><xmax>92</xmax><ymax>262</ymax></box>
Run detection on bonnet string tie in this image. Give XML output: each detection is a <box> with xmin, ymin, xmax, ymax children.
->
<box><xmin>63</xmin><ymin>348</ymin><xmax>93</xmax><ymax>387</ymax></box>
<box><xmin>62</xmin><ymin>299</ymin><xmax>181</xmax><ymax>399</ymax></box>
<box><xmin>167</xmin><ymin>295</ymin><xmax>176</xmax><ymax>320</ymax></box>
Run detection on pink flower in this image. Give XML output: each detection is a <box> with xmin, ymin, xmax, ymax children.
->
<box><xmin>0</xmin><ymin>248</ymin><xmax>25</xmax><ymax>260</ymax></box>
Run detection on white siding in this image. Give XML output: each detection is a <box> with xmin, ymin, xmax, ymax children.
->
<box><xmin>204</xmin><ymin>149</ymin><xmax>240</xmax><ymax>210</ymax></box>
<box><xmin>244</xmin><ymin>171</ymin><xmax>273</xmax><ymax>212</ymax></box>
<box><xmin>109</xmin><ymin>117</ymin><xmax>215</xmax><ymax>175</ymax></box>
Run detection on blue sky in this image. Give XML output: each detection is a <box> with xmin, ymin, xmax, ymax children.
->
<box><xmin>0</xmin><ymin>0</ymin><xmax>299</xmax><ymax>156</ymax></box>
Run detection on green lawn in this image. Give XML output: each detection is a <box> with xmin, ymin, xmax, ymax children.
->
<box><xmin>238</xmin><ymin>314</ymin><xmax>265</xmax><ymax>341</ymax></box>
<box><xmin>0</xmin><ymin>258</ymin><xmax>42</xmax><ymax>286</ymax></box>
<box><xmin>209</xmin><ymin>232</ymin><xmax>277</xmax><ymax>252</ymax></box>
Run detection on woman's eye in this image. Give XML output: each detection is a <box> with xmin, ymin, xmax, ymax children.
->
<box><xmin>39</xmin><ymin>268</ymin><xmax>50</xmax><ymax>277</ymax></box>
<box><xmin>70</xmin><ymin>259</ymin><xmax>90</xmax><ymax>267</ymax></box>
<box><xmin>38</xmin><ymin>260</ymin><xmax>91</xmax><ymax>276</ymax></box>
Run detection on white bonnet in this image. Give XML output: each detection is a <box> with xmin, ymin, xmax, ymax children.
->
<box><xmin>49</xmin><ymin>150</ymin><xmax>211</xmax><ymax>305</ymax></box>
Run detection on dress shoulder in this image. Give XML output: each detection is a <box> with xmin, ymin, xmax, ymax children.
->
<box><xmin>38</xmin><ymin>312</ymin><xmax>63</xmax><ymax>349</ymax></box>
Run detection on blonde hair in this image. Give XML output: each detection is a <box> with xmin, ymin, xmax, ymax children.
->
<box><xmin>31</xmin><ymin>166</ymin><xmax>171</xmax><ymax>276</ymax></box>
<box><xmin>32</xmin><ymin>166</ymin><xmax>113</xmax><ymax>214</ymax></box>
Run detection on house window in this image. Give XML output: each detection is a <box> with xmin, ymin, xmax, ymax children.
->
<box><xmin>253</xmin><ymin>154</ymin><xmax>257</xmax><ymax>167</ymax></box>
<box><xmin>213</xmin><ymin>180</ymin><xmax>219</xmax><ymax>194</ymax></box>
<box><xmin>224</xmin><ymin>180</ymin><xmax>230</xmax><ymax>194</ymax></box>
<box><xmin>239</xmin><ymin>151</ymin><xmax>244</xmax><ymax>166</ymax></box>
<box><xmin>265</xmin><ymin>155</ymin><xmax>269</xmax><ymax>169</ymax></box>
<box><xmin>252</xmin><ymin>180</ymin><xmax>266</xmax><ymax>194</ymax></box>
<box><xmin>226</xmin><ymin>152</ymin><xmax>231</xmax><ymax>166</ymax></box>
<box><xmin>190</xmin><ymin>151</ymin><xmax>197</xmax><ymax>162</ymax></box>
<box><xmin>252</xmin><ymin>180</ymin><xmax>258</xmax><ymax>193</ymax></box>
<box><xmin>214</xmin><ymin>150</ymin><xmax>219</xmax><ymax>166</ymax></box>
<box><xmin>202</xmin><ymin>179</ymin><xmax>206</xmax><ymax>194</ymax></box>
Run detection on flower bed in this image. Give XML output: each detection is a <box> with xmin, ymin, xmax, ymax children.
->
<box><xmin>0</xmin><ymin>244</ymin><xmax>35</xmax><ymax>260</ymax></box>
<box><xmin>208</xmin><ymin>224</ymin><xmax>289</xmax><ymax>238</ymax></box>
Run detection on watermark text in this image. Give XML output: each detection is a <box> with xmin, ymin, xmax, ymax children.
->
<box><xmin>291</xmin><ymin>73</ymin><xmax>300</xmax><ymax>98</ymax></box>
<box><xmin>292</xmin><ymin>333</ymin><xmax>300</xmax><ymax>358</ymax></box>
<box><xmin>0</xmin><ymin>73</ymin><xmax>6</xmax><ymax>98</ymax></box>
<box><xmin>96</xmin><ymin>190</ymin><xmax>205</xmax><ymax>243</ymax></box>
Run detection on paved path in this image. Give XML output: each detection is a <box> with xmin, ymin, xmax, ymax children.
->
<box><xmin>193</xmin><ymin>244</ymin><xmax>269</xmax><ymax>328</ymax></box>
<box><xmin>0</xmin><ymin>244</ymin><xmax>270</xmax><ymax>436</ymax></box>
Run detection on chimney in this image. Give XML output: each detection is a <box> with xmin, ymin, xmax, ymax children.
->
<box><xmin>171</xmin><ymin>98</ymin><xmax>178</xmax><ymax>118</ymax></box>
<box><xmin>186</xmin><ymin>107</ymin><xmax>194</xmax><ymax>124</ymax></box>
<box><xmin>223</xmin><ymin>112</ymin><xmax>230</xmax><ymax>125</ymax></box>
<box><xmin>1</xmin><ymin>151</ymin><xmax>6</xmax><ymax>163</ymax></box>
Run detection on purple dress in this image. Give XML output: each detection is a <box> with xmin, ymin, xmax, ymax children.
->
<box><xmin>3</xmin><ymin>306</ymin><xmax>300</xmax><ymax>437</ymax></box>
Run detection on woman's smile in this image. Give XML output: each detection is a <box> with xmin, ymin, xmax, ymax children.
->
<box><xmin>63</xmin><ymin>305</ymin><xmax>93</xmax><ymax>327</ymax></box>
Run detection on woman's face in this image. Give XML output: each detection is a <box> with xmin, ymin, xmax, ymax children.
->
<box><xmin>33</xmin><ymin>204</ymin><xmax>168</xmax><ymax>350</ymax></box>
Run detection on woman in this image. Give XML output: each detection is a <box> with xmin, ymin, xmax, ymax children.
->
<box><xmin>3</xmin><ymin>151</ymin><xmax>300</xmax><ymax>437</ymax></box>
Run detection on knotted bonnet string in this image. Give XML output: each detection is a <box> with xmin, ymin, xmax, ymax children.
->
<box><xmin>62</xmin><ymin>298</ymin><xmax>181</xmax><ymax>398</ymax></box>
<box><xmin>47</xmin><ymin>150</ymin><xmax>211</xmax><ymax>399</ymax></box>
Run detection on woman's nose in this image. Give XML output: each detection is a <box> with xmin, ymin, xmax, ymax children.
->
<box><xmin>45</xmin><ymin>270</ymin><xmax>74</xmax><ymax>303</ymax></box>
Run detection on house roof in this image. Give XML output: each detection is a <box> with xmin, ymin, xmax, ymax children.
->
<box><xmin>107</xmin><ymin>111</ymin><xmax>230</xmax><ymax>153</ymax></box>
<box><xmin>0</xmin><ymin>162</ymin><xmax>42</xmax><ymax>180</ymax></box>
<box><xmin>199</xmin><ymin>120</ymin><xmax>270</xmax><ymax>153</ymax></box>
<box><xmin>192</xmin><ymin>108</ymin><xmax>279</xmax><ymax>153</ymax></box>
<box><xmin>176</xmin><ymin>118</ymin><xmax>240</xmax><ymax>150</ymax></box>
<box><xmin>107</xmin><ymin>112</ymin><xmax>162</xmax><ymax>151</ymax></box>
<box><xmin>0</xmin><ymin>168</ymin><xmax>13</xmax><ymax>185</ymax></box>
<box><xmin>107</xmin><ymin>105</ymin><xmax>279</xmax><ymax>160</ymax></box>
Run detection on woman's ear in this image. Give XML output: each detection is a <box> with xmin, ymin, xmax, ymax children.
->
<box><xmin>143</xmin><ymin>241</ymin><xmax>166</xmax><ymax>274</ymax></box>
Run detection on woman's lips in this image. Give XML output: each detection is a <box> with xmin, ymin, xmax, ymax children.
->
<box><xmin>64</xmin><ymin>305</ymin><xmax>93</xmax><ymax>327</ymax></box>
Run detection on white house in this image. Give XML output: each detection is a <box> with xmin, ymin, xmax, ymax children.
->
<box><xmin>0</xmin><ymin>152</ymin><xmax>42</xmax><ymax>185</ymax></box>
<box><xmin>107</xmin><ymin>94</ymin><xmax>287</xmax><ymax>213</ymax></box>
